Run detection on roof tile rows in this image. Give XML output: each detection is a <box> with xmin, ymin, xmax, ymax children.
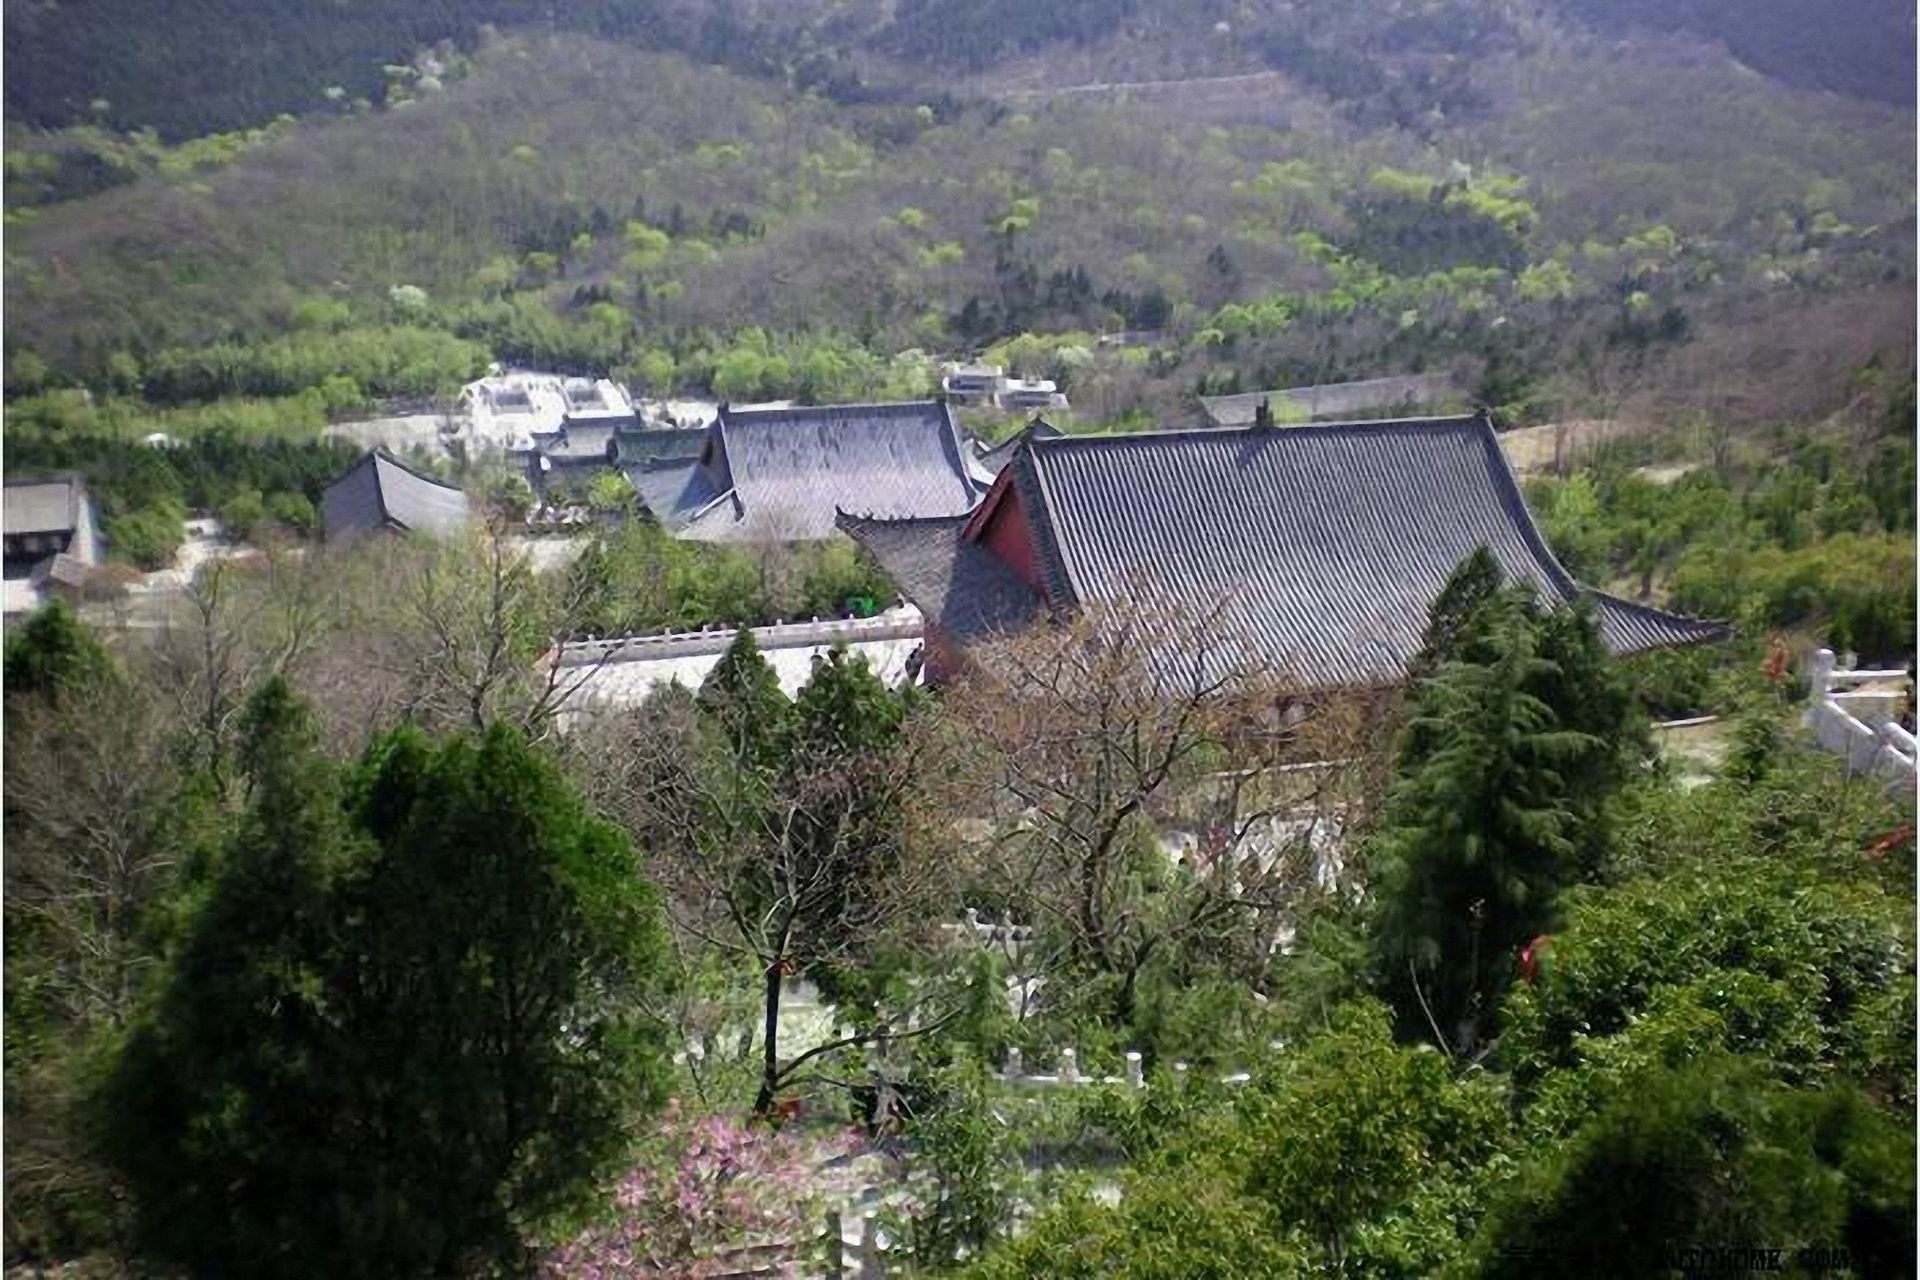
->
<box><xmin>847</xmin><ymin>414</ymin><xmax>1727</xmax><ymax>689</ymax></box>
<box><xmin>320</xmin><ymin>450</ymin><xmax>471</xmax><ymax>543</ymax></box>
<box><xmin>645</xmin><ymin>400</ymin><xmax>991</xmax><ymax>541</ymax></box>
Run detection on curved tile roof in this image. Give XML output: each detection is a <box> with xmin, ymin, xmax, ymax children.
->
<box><xmin>1015</xmin><ymin>414</ymin><xmax>1725</xmax><ymax>686</ymax></box>
<box><xmin>834</xmin><ymin>511</ymin><xmax>1043</xmax><ymax>641</ymax></box>
<box><xmin>321</xmin><ymin>450</ymin><xmax>470</xmax><ymax>542</ymax></box>
<box><xmin>848</xmin><ymin>413</ymin><xmax>1727</xmax><ymax>690</ymax></box>
<box><xmin>653</xmin><ymin>401</ymin><xmax>989</xmax><ymax>541</ymax></box>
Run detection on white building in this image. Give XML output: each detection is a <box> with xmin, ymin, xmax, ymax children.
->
<box><xmin>455</xmin><ymin>370</ymin><xmax>638</xmax><ymax>452</ymax></box>
<box><xmin>544</xmin><ymin>604</ymin><xmax>926</xmax><ymax>724</ymax></box>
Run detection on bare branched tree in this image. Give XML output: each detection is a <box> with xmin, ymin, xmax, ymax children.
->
<box><xmin>143</xmin><ymin>539</ymin><xmax>332</xmax><ymax>785</ymax></box>
<box><xmin>930</xmin><ymin>592</ymin><xmax>1382</xmax><ymax>1026</ymax></box>
<box><xmin>578</xmin><ymin>652</ymin><xmax>959</xmax><ymax>1116</ymax></box>
<box><xmin>4</xmin><ymin>677</ymin><xmax>186</xmax><ymax>1027</ymax></box>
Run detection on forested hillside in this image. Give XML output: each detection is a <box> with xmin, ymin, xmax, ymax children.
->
<box><xmin>8</xmin><ymin>0</ymin><xmax>1913</xmax><ymax>140</ymax></box>
<box><xmin>4</xmin><ymin>4</ymin><xmax>1915</xmax><ymax>1276</ymax></box>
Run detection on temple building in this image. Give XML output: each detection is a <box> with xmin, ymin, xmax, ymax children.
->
<box><xmin>320</xmin><ymin>449</ymin><xmax>471</xmax><ymax>544</ymax></box>
<box><xmin>631</xmin><ymin>400</ymin><xmax>995</xmax><ymax>542</ymax></box>
<box><xmin>839</xmin><ymin>413</ymin><xmax>1727</xmax><ymax>687</ymax></box>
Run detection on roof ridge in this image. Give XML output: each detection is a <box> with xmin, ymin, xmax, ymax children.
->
<box><xmin>833</xmin><ymin>508</ymin><xmax>973</xmax><ymax>530</ymax></box>
<box><xmin>721</xmin><ymin>398</ymin><xmax>945</xmax><ymax>422</ymax></box>
<box><xmin>369</xmin><ymin>447</ymin><xmax>463</xmax><ymax>492</ymax></box>
<box><xmin>1031</xmin><ymin>412</ymin><xmax>1487</xmax><ymax>449</ymax></box>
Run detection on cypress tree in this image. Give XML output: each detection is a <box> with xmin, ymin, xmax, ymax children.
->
<box><xmin>1369</xmin><ymin>591</ymin><xmax>1601</xmax><ymax>1054</ymax></box>
<box><xmin>92</xmin><ymin>684</ymin><xmax>673</xmax><ymax>1276</ymax></box>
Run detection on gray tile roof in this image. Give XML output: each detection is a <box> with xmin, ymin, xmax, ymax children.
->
<box><xmin>1201</xmin><ymin>372</ymin><xmax>1458</xmax><ymax>427</ymax></box>
<box><xmin>321</xmin><ymin>450</ymin><xmax>471</xmax><ymax>543</ymax></box>
<box><xmin>647</xmin><ymin>400</ymin><xmax>990</xmax><ymax>542</ymax></box>
<box><xmin>531</xmin><ymin>422</ymin><xmax>621</xmax><ymax>460</ymax></box>
<box><xmin>833</xmin><ymin>512</ymin><xmax>1043</xmax><ymax>641</ymax></box>
<box><xmin>973</xmin><ymin>419</ymin><xmax>1066</xmax><ymax>475</ymax></box>
<box><xmin>4</xmin><ymin>476</ymin><xmax>84</xmax><ymax>537</ymax></box>
<box><xmin>849</xmin><ymin>414</ymin><xmax>1726</xmax><ymax>689</ymax></box>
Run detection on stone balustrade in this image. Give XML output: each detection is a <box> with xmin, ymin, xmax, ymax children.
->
<box><xmin>1804</xmin><ymin>648</ymin><xmax>1915</xmax><ymax>793</ymax></box>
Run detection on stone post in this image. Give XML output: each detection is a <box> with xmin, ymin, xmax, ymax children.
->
<box><xmin>1808</xmin><ymin>648</ymin><xmax>1837</xmax><ymax>699</ymax></box>
<box><xmin>1004</xmin><ymin>1047</ymin><xmax>1023</xmax><ymax>1081</ymax></box>
<box><xmin>1125</xmin><ymin>1051</ymin><xmax>1144</xmax><ymax>1090</ymax></box>
<box><xmin>1060</xmin><ymin>1048</ymin><xmax>1079</xmax><ymax>1083</ymax></box>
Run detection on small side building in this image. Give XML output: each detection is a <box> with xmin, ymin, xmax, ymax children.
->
<box><xmin>320</xmin><ymin>449</ymin><xmax>472</xmax><ymax>544</ymax></box>
<box><xmin>4</xmin><ymin>474</ymin><xmax>104</xmax><ymax>614</ymax></box>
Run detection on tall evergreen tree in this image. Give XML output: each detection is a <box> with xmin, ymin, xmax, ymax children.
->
<box><xmin>1369</xmin><ymin>591</ymin><xmax>1601</xmax><ymax>1054</ymax></box>
<box><xmin>698</xmin><ymin>626</ymin><xmax>791</xmax><ymax>772</ymax></box>
<box><xmin>91</xmin><ymin>684</ymin><xmax>673</xmax><ymax>1277</ymax></box>
<box><xmin>335</xmin><ymin>722</ymin><xmax>673</xmax><ymax>1274</ymax></box>
<box><xmin>91</xmin><ymin>677</ymin><xmax>358</xmax><ymax>1276</ymax></box>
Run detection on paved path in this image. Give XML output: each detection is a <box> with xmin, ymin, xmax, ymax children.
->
<box><xmin>324</xmin><ymin>413</ymin><xmax>451</xmax><ymax>454</ymax></box>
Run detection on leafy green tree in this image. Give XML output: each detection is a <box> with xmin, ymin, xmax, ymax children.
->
<box><xmin>264</xmin><ymin>490</ymin><xmax>315</xmax><ymax>532</ymax></box>
<box><xmin>615</xmin><ymin>641</ymin><xmax>932</xmax><ymax>1115</ymax></box>
<box><xmin>1499</xmin><ymin>857</ymin><xmax>1909</xmax><ymax>1117</ymax></box>
<box><xmin>3</xmin><ymin>600</ymin><xmax>114</xmax><ymax>699</ymax></box>
<box><xmin>889</xmin><ymin>1055</ymin><xmax>1024</xmax><ymax>1267</ymax></box>
<box><xmin>585</xmin><ymin>468</ymin><xmax>632</xmax><ymax>513</ymax></box>
<box><xmin>90</xmin><ymin>677</ymin><xmax>359</xmax><ymax>1277</ymax></box>
<box><xmin>104</xmin><ymin>501</ymin><xmax>187</xmax><ymax>570</ymax></box>
<box><xmin>217</xmin><ymin>486</ymin><xmax>269</xmax><ymax>541</ymax></box>
<box><xmin>91</xmin><ymin>684</ymin><xmax>673</xmax><ymax>1276</ymax></box>
<box><xmin>970</xmin><ymin>1001</ymin><xmax>1507</xmax><ymax>1278</ymax></box>
<box><xmin>1469</xmin><ymin>1059</ymin><xmax>1914</xmax><ymax>1279</ymax></box>
<box><xmin>1369</xmin><ymin>588</ymin><xmax>1601</xmax><ymax>1054</ymax></box>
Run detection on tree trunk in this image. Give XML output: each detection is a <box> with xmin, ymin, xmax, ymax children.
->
<box><xmin>754</xmin><ymin>962</ymin><xmax>783</xmax><ymax>1116</ymax></box>
<box><xmin>1115</xmin><ymin>958</ymin><xmax>1142</xmax><ymax>1027</ymax></box>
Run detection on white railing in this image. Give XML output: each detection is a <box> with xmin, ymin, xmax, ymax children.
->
<box><xmin>1804</xmin><ymin>648</ymin><xmax>1915</xmax><ymax>794</ymax></box>
<box><xmin>554</xmin><ymin>604</ymin><xmax>923</xmax><ymax>667</ymax></box>
<box><xmin>936</xmin><ymin>908</ymin><xmax>1035</xmax><ymax>947</ymax></box>
<box><xmin>998</xmin><ymin>1045</ymin><xmax>1275</xmax><ymax>1092</ymax></box>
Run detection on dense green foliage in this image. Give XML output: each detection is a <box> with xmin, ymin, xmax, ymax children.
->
<box><xmin>1370</xmin><ymin>564</ymin><xmax>1641</xmax><ymax>1053</ymax></box>
<box><xmin>2</xmin><ymin>599</ymin><xmax>115</xmax><ymax>698</ymax></box>
<box><xmin>1470</xmin><ymin>1059</ymin><xmax>1913</xmax><ymax>1278</ymax></box>
<box><xmin>88</xmin><ymin>681</ymin><xmax>672</xmax><ymax>1276</ymax></box>
<box><xmin>965</xmin><ymin>741</ymin><xmax>1914</xmax><ymax>1276</ymax></box>
<box><xmin>1529</xmin><ymin>415</ymin><xmax>1918</xmax><ymax>661</ymax></box>
<box><xmin>565</xmin><ymin>520</ymin><xmax>896</xmax><ymax>634</ymax></box>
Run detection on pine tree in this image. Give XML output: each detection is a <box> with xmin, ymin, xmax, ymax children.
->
<box><xmin>1369</xmin><ymin>592</ymin><xmax>1601</xmax><ymax>1054</ymax></box>
<box><xmin>92</xmin><ymin>685</ymin><xmax>673</xmax><ymax>1276</ymax></box>
<box><xmin>92</xmin><ymin>677</ymin><xmax>358</xmax><ymax>1276</ymax></box>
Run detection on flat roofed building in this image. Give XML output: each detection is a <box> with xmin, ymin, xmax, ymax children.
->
<box><xmin>841</xmin><ymin>413</ymin><xmax>1727</xmax><ymax>687</ymax></box>
<box><xmin>546</xmin><ymin>605</ymin><xmax>925</xmax><ymax>722</ymax></box>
